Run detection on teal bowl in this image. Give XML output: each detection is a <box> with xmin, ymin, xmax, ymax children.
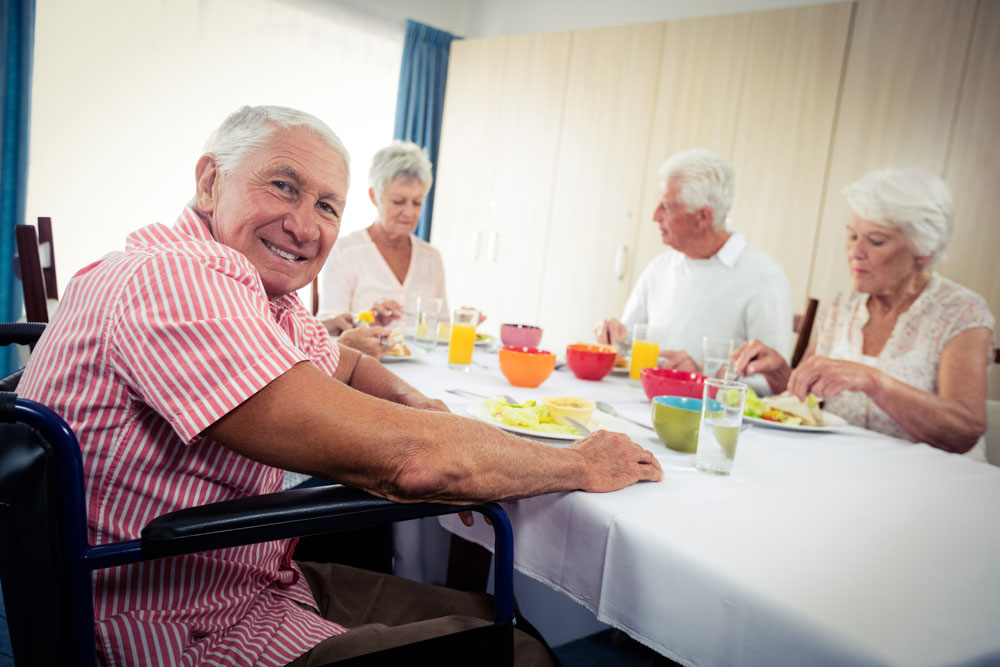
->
<box><xmin>651</xmin><ymin>396</ymin><xmax>723</xmax><ymax>453</ymax></box>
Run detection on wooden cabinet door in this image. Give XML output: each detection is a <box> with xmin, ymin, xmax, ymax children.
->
<box><xmin>631</xmin><ymin>13</ymin><xmax>751</xmax><ymax>285</ymax></box>
<box><xmin>536</xmin><ymin>22</ymin><xmax>665</xmax><ymax>349</ymax></box>
<box><xmin>475</xmin><ymin>31</ymin><xmax>572</xmax><ymax>329</ymax></box>
<box><xmin>807</xmin><ymin>0</ymin><xmax>977</xmax><ymax>302</ymax></box>
<box><xmin>729</xmin><ymin>3</ymin><xmax>852</xmax><ymax>310</ymax></box>
<box><xmin>430</xmin><ymin>37</ymin><xmax>508</xmax><ymax>315</ymax></box>
<box><xmin>938</xmin><ymin>0</ymin><xmax>1000</xmax><ymax>317</ymax></box>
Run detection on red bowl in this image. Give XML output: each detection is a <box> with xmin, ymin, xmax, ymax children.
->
<box><xmin>640</xmin><ymin>367</ymin><xmax>707</xmax><ymax>401</ymax></box>
<box><xmin>565</xmin><ymin>343</ymin><xmax>617</xmax><ymax>381</ymax></box>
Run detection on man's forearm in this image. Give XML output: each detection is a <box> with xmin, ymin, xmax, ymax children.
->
<box><xmin>345</xmin><ymin>354</ymin><xmax>424</xmax><ymax>404</ymax></box>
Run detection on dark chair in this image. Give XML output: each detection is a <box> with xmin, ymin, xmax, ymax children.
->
<box><xmin>791</xmin><ymin>297</ymin><xmax>819</xmax><ymax>368</ymax></box>
<box><xmin>0</xmin><ymin>330</ymin><xmax>515</xmax><ymax>666</ymax></box>
<box><xmin>13</xmin><ymin>218</ymin><xmax>58</xmax><ymax>324</ymax></box>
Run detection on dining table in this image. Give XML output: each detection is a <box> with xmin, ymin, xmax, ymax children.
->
<box><xmin>385</xmin><ymin>340</ymin><xmax>1000</xmax><ymax>667</ymax></box>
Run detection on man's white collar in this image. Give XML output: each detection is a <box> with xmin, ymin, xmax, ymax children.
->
<box><xmin>714</xmin><ymin>231</ymin><xmax>746</xmax><ymax>268</ymax></box>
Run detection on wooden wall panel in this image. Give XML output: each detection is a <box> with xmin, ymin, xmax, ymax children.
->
<box><xmin>536</xmin><ymin>22</ymin><xmax>665</xmax><ymax>349</ymax></box>
<box><xmin>807</xmin><ymin>0</ymin><xmax>977</xmax><ymax>303</ymax></box>
<box><xmin>475</xmin><ymin>31</ymin><xmax>572</xmax><ymax>325</ymax></box>
<box><xmin>729</xmin><ymin>3</ymin><xmax>852</xmax><ymax>312</ymax></box>
<box><xmin>630</xmin><ymin>13</ymin><xmax>750</xmax><ymax>285</ymax></box>
<box><xmin>938</xmin><ymin>0</ymin><xmax>1000</xmax><ymax>324</ymax></box>
<box><xmin>430</xmin><ymin>38</ymin><xmax>509</xmax><ymax>310</ymax></box>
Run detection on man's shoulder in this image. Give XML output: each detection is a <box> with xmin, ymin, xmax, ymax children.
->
<box><xmin>126</xmin><ymin>222</ymin><xmax>259</xmax><ymax>283</ymax></box>
<box><xmin>735</xmin><ymin>242</ymin><xmax>788</xmax><ymax>281</ymax></box>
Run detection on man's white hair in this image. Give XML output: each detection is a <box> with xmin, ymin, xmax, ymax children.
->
<box><xmin>369</xmin><ymin>140</ymin><xmax>433</xmax><ymax>200</ymax></box>
<box><xmin>842</xmin><ymin>167</ymin><xmax>953</xmax><ymax>265</ymax></box>
<box><xmin>658</xmin><ymin>149</ymin><xmax>735</xmax><ymax>229</ymax></box>
<box><xmin>202</xmin><ymin>105</ymin><xmax>351</xmax><ymax>186</ymax></box>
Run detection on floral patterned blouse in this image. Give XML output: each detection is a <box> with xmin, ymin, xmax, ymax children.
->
<box><xmin>815</xmin><ymin>273</ymin><xmax>995</xmax><ymax>461</ymax></box>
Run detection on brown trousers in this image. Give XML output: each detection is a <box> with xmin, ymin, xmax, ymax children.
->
<box><xmin>286</xmin><ymin>561</ymin><xmax>554</xmax><ymax>666</ymax></box>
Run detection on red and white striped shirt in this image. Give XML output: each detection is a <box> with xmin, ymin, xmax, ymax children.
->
<box><xmin>19</xmin><ymin>207</ymin><xmax>347</xmax><ymax>666</ymax></box>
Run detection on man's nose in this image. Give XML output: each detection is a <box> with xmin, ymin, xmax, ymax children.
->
<box><xmin>283</xmin><ymin>204</ymin><xmax>320</xmax><ymax>243</ymax></box>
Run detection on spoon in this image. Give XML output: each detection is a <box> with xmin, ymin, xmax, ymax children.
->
<box><xmin>595</xmin><ymin>401</ymin><xmax>656</xmax><ymax>432</ymax></box>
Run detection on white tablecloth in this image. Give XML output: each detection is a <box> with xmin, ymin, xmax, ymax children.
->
<box><xmin>389</xmin><ymin>344</ymin><xmax>1000</xmax><ymax>667</ymax></box>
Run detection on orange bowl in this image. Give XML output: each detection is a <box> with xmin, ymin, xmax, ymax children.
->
<box><xmin>565</xmin><ymin>343</ymin><xmax>617</xmax><ymax>381</ymax></box>
<box><xmin>498</xmin><ymin>346</ymin><xmax>556</xmax><ymax>388</ymax></box>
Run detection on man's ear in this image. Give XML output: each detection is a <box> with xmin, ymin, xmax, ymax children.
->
<box><xmin>696</xmin><ymin>206</ymin><xmax>714</xmax><ymax>231</ymax></box>
<box><xmin>369</xmin><ymin>187</ymin><xmax>377</xmax><ymax>207</ymax></box>
<box><xmin>195</xmin><ymin>154</ymin><xmax>220</xmax><ymax>213</ymax></box>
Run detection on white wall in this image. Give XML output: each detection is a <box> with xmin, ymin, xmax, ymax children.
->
<box><xmin>27</xmin><ymin>0</ymin><xmax>403</xmax><ymax>295</ymax></box>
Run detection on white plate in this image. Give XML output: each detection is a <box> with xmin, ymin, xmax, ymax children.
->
<box><xmin>467</xmin><ymin>399</ymin><xmax>628</xmax><ymax>441</ymax></box>
<box><xmin>435</xmin><ymin>334</ymin><xmax>495</xmax><ymax>347</ymax></box>
<box><xmin>381</xmin><ymin>346</ymin><xmax>428</xmax><ymax>363</ymax></box>
<box><xmin>744</xmin><ymin>411</ymin><xmax>848</xmax><ymax>432</ymax></box>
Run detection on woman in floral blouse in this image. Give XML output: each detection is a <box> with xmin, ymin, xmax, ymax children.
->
<box><xmin>734</xmin><ymin>168</ymin><xmax>994</xmax><ymax>461</ymax></box>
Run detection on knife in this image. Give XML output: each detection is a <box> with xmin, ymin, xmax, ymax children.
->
<box><xmin>562</xmin><ymin>416</ymin><xmax>591</xmax><ymax>436</ymax></box>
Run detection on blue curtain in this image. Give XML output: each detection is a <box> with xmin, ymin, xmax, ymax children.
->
<box><xmin>1</xmin><ymin>0</ymin><xmax>34</xmax><ymax>374</ymax></box>
<box><xmin>393</xmin><ymin>20</ymin><xmax>456</xmax><ymax>242</ymax></box>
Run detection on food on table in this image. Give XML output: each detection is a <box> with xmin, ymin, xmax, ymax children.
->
<box><xmin>745</xmin><ymin>389</ymin><xmax>825</xmax><ymax>426</ymax></box>
<box><xmin>483</xmin><ymin>396</ymin><xmax>577</xmax><ymax>435</ymax></box>
<box><xmin>476</xmin><ymin>332</ymin><xmax>494</xmax><ymax>344</ymax></box>
<box><xmin>614</xmin><ymin>355</ymin><xmax>629</xmax><ymax>368</ymax></box>
<box><xmin>542</xmin><ymin>396</ymin><xmax>596</xmax><ymax>429</ymax></box>
<box><xmin>384</xmin><ymin>328</ymin><xmax>410</xmax><ymax>357</ymax></box>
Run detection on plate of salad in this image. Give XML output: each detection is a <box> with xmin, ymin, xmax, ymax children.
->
<box><xmin>467</xmin><ymin>396</ymin><xmax>627</xmax><ymax>441</ymax></box>
<box><xmin>743</xmin><ymin>389</ymin><xmax>848</xmax><ymax>432</ymax></box>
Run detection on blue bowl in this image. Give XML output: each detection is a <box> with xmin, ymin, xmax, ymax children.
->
<box><xmin>650</xmin><ymin>396</ymin><xmax>723</xmax><ymax>453</ymax></box>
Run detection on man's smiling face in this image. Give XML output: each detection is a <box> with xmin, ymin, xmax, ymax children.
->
<box><xmin>196</xmin><ymin>125</ymin><xmax>349</xmax><ymax>299</ymax></box>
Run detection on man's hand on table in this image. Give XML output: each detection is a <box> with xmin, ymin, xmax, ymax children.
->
<box><xmin>570</xmin><ymin>429</ymin><xmax>663</xmax><ymax>491</ymax></box>
<box><xmin>595</xmin><ymin>318</ymin><xmax>628</xmax><ymax>346</ymax></box>
<box><xmin>659</xmin><ymin>349</ymin><xmax>698</xmax><ymax>373</ymax></box>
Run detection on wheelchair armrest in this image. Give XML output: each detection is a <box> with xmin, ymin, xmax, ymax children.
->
<box><xmin>141</xmin><ymin>484</ymin><xmax>516</xmax><ymax>624</ymax></box>
<box><xmin>142</xmin><ymin>484</ymin><xmax>481</xmax><ymax>558</ymax></box>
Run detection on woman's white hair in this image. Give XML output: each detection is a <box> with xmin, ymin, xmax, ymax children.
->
<box><xmin>658</xmin><ymin>148</ymin><xmax>735</xmax><ymax>229</ymax></box>
<box><xmin>369</xmin><ymin>141</ymin><xmax>433</xmax><ymax>200</ymax></box>
<box><xmin>202</xmin><ymin>105</ymin><xmax>350</xmax><ymax>184</ymax></box>
<box><xmin>842</xmin><ymin>167</ymin><xmax>953</xmax><ymax>264</ymax></box>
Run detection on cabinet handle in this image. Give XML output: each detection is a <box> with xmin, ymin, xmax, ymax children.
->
<box><xmin>614</xmin><ymin>245</ymin><xmax>628</xmax><ymax>280</ymax></box>
<box><xmin>489</xmin><ymin>231</ymin><xmax>499</xmax><ymax>264</ymax></box>
<box><xmin>472</xmin><ymin>230</ymin><xmax>482</xmax><ymax>262</ymax></box>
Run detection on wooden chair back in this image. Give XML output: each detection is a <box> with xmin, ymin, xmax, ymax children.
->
<box><xmin>791</xmin><ymin>298</ymin><xmax>819</xmax><ymax>368</ymax></box>
<box><xmin>14</xmin><ymin>225</ymin><xmax>49</xmax><ymax>323</ymax></box>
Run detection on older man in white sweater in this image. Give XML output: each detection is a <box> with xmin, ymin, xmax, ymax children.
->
<box><xmin>596</xmin><ymin>149</ymin><xmax>792</xmax><ymax>395</ymax></box>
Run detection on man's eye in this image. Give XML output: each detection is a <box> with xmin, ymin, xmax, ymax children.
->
<box><xmin>272</xmin><ymin>181</ymin><xmax>292</xmax><ymax>192</ymax></box>
<box><xmin>318</xmin><ymin>201</ymin><xmax>340</xmax><ymax>218</ymax></box>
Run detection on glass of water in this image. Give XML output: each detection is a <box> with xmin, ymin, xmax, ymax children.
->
<box><xmin>414</xmin><ymin>296</ymin><xmax>442</xmax><ymax>352</ymax></box>
<box><xmin>701</xmin><ymin>337</ymin><xmax>735</xmax><ymax>379</ymax></box>
<box><xmin>695</xmin><ymin>378</ymin><xmax>748</xmax><ymax>476</ymax></box>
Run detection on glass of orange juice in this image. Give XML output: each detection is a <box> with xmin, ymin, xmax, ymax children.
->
<box><xmin>629</xmin><ymin>323</ymin><xmax>662</xmax><ymax>381</ymax></box>
<box><xmin>448</xmin><ymin>307</ymin><xmax>479</xmax><ymax>370</ymax></box>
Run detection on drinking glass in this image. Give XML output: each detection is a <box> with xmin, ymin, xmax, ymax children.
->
<box><xmin>629</xmin><ymin>324</ymin><xmax>662</xmax><ymax>381</ymax></box>
<box><xmin>448</xmin><ymin>307</ymin><xmax>478</xmax><ymax>370</ymax></box>
<box><xmin>701</xmin><ymin>337</ymin><xmax>735</xmax><ymax>380</ymax></box>
<box><xmin>694</xmin><ymin>378</ymin><xmax>748</xmax><ymax>476</ymax></box>
<box><xmin>414</xmin><ymin>296</ymin><xmax>442</xmax><ymax>352</ymax></box>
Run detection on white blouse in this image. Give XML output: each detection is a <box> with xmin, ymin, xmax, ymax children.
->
<box><xmin>316</xmin><ymin>228</ymin><xmax>449</xmax><ymax>323</ymax></box>
<box><xmin>815</xmin><ymin>273</ymin><xmax>995</xmax><ymax>461</ymax></box>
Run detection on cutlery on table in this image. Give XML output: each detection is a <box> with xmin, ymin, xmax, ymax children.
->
<box><xmin>562</xmin><ymin>416</ymin><xmax>591</xmax><ymax>436</ymax></box>
<box><xmin>595</xmin><ymin>400</ymin><xmax>656</xmax><ymax>432</ymax></box>
<box><xmin>446</xmin><ymin>388</ymin><xmax>488</xmax><ymax>400</ymax></box>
